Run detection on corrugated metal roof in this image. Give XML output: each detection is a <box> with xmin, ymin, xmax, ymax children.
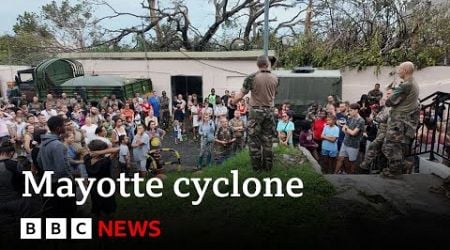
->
<box><xmin>61</xmin><ymin>75</ymin><xmax>136</xmax><ymax>87</ymax></box>
<box><xmin>58</xmin><ymin>50</ymin><xmax>276</xmax><ymax>60</ymax></box>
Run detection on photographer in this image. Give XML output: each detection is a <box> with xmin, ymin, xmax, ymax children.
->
<box><xmin>368</xmin><ymin>83</ymin><xmax>383</xmax><ymax>105</ymax></box>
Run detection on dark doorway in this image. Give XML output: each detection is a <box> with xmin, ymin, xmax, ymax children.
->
<box><xmin>171</xmin><ymin>75</ymin><xmax>203</xmax><ymax>103</ymax></box>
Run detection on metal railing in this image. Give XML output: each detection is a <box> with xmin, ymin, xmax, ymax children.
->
<box><xmin>412</xmin><ymin>91</ymin><xmax>450</xmax><ymax>164</ymax></box>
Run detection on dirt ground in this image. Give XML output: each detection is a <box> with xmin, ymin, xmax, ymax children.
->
<box><xmin>157</xmin><ymin>131</ymin><xmax>201</xmax><ymax>171</ymax></box>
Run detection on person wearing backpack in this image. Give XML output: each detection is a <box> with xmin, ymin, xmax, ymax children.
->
<box><xmin>37</xmin><ymin>116</ymin><xmax>76</xmax><ymax>217</ymax></box>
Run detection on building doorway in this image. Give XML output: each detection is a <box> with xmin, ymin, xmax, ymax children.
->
<box><xmin>171</xmin><ymin>75</ymin><xmax>203</xmax><ymax>103</ymax></box>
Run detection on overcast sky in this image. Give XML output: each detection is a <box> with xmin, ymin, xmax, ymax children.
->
<box><xmin>0</xmin><ymin>0</ymin><xmax>212</xmax><ymax>34</ymax></box>
<box><xmin>0</xmin><ymin>0</ymin><xmax>301</xmax><ymax>40</ymax></box>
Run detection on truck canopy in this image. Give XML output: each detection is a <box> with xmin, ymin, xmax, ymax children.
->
<box><xmin>60</xmin><ymin>75</ymin><xmax>152</xmax><ymax>100</ymax></box>
<box><xmin>61</xmin><ymin>75</ymin><xmax>137</xmax><ymax>87</ymax></box>
<box><xmin>34</xmin><ymin>58</ymin><xmax>84</xmax><ymax>91</ymax></box>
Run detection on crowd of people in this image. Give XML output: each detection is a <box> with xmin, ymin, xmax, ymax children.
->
<box><xmin>0</xmin><ymin>58</ymin><xmax>449</xmax><ymax>224</ymax></box>
<box><xmin>299</xmin><ymin>64</ymin><xmax>449</xmax><ymax>176</ymax></box>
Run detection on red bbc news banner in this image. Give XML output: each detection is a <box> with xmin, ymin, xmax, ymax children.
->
<box><xmin>20</xmin><ymin>218</ymin><xmax>161</xmax><ymax>239</ymax></box>
<box><xmin>97</xmin><ymin>220</ymin><xmax>161</xmax><ymax>238</ymax></box>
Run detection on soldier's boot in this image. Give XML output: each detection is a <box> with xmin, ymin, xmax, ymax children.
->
<box><xmin>381</xmin><ymin>159</ymin><xmax>403</xmax><ymax>179</ymax></box>
<box><xmin>206</xmin><ymin>154</ymin><xmax>213</xmax><ymax>167</ymax></box>
<box><xmin>196</xmin><ymin>156</ymin><xmax>204</xmax><ymax>169</ymax></box>
<box><xmin>403</xmin><ymin>160</ymin><xmax>414</xmax><ymax>174</ymax></box>
<box><xmin>251</xmin><ymin>157</ymin><xmax>263</xmax><ymax>171</ymax></box>
<box><xmin>359</xmin><ymin>160</ymin><xmax>370</xmax><ymax>170</ymax></box>
<box><xmin>264</xmin><ymin>159</ymin><xmax>273</xmax><ymax>171</ymax></box>
<box><xmin>381</xmin><ymin>168</ymin><xmax>401</xmax><ymax>179</ymax></box>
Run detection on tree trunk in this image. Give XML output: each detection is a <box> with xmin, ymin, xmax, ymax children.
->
<box><xmin>148</xmin><ymin>0</ymin><xmax>163</xmax><ymax>45</ymax></box>
<box><xmin>304</xmin><ymin>0</ymin><xmax>313</xmax><ymax>37</ymax></box>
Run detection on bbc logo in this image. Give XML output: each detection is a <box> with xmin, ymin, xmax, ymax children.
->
<box><xmin>21</xmin><ymin>218</ymin><xmax>92</xmax><ymax>239</ymax></box>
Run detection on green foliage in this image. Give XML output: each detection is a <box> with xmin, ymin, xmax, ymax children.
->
<box><xmin>279</xmin><ymin>2</ymin><xmax>450</xmax><ymax>70</ymax></box>
<box><xmin>0</xmin><ymin>0</ymin><xmax>101</xmax><ymax>65</ymax></box>
<box><xmin>0</xmin><ymin>11</ymin><xmax>55</xmax><ymax>65</ymax></box>
<box><xmin>116</xmin><ymin>148</ymin><xmax>335</xmax><ymax>243</ymax></box>
<box><xmin>280</xmin><ymin>28</ymin><xmax>448</xmax><ymax>70</ymax></box>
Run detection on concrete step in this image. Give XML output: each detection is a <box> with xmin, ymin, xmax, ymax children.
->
<box><xmin>325</xmin><ymin>173</ymin><xmax>450</xmax><ymax>216</ymax></box>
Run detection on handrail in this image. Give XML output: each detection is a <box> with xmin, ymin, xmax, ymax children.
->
<box><xmin>420</xmin><ymin>91</ymin><xmax>450</xmax><ymax>103</ymax></box>
<box><xmin>413</xmin><ymin>91</ymin><xmax>450</xmax><ymax>165</ymax></box>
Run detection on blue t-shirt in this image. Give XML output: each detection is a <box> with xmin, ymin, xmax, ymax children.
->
<box><xmin>277</xmin><ymin>120</ymin><xmax>295</xmax><ymax>145</ymax></box>
<box><xmin>149</xmin><ymin>96</ymin><xmax>160</xmax><ymax>117</ymax></box>
<box><xmin>321</xmin><ymin>125</ymin><xmax>340</xmax><ymax>152</ymax></box>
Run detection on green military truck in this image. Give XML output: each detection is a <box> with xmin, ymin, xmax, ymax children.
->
<box><xmin>274</xmin><ymin>68</ymin><xmax>342</xmax><ymax>145</ymax></box>
<box><xmin>14</xmin><ymin>58</ymin><xmax>152</xmax><ymax>102</ymax></box>
<box><xmin>274</xmin><ymin>68</ymin><xmax>342</xmax><ymax>117</ymax></box>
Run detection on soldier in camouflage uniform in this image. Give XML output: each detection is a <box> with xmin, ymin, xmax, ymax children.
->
<box><xmin>215</xmin><ymin>117</ymin><xmax>236</xmax><ymax>164</ymax></box>
<box><xmin>381</xmin><ymin>62</ymin><xmax>420</xmax><ymax>177</ymax></box>
<box><xmin>229</xmin><ymin>110</ymin><xmax>245</xmax><ymax>152</ymax></box>
<box><xmin>233</xmin><ymin>56</ymin><xmax>278</xmax><ymax>171</ymax></box>
<box><xmin>360</xmin><ymin>99</ymin><xmax>391</xmax><ymax>170</ymax></box>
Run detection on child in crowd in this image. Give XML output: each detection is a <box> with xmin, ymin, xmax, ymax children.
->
<box><xmin>191</xmin><ymin>102</ymin><xmax>199</xmax><ymax>141</ymax></box>
<box><xmin>118</xmin><ymin>135</ymin><xmax>130</xmax><ymax>176</ymax></box>
<box><xmin>299</xmin><ymin>120</ymin><xmax>319</xmax><ymax>160</ymax></box>
<box><xmin>173</xmin><ymin>120</ymin><xmax>182</xmax><ymax>144</ymax></box>
<box><xmin>321</xmin><ymin>115</ymin><xmax>340</xmax><ymax>174</ymax></box>
<box><xmin>279</xmin><ymin>131</ymin><xmax>288</xmax><ymax>146</ymax></box>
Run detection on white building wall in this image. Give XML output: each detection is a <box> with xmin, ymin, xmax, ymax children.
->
<box><xmin>340</xmin><ymin>66</ymin><xmax>450</xmax><ymax>102</ymax></box>
<box><xmin>80</xmin><ymin>60</ymin><xmax>450</xmax><ymax>102</ymax></box>
<box><xmin>78</xmin><ymin>59</ymin><xmax>257</xmax><ymax>99</ymax></box>
<box><xmin>1</xmin><ymin>60</ymin><xmax>450</xmax><ymax>103</ymax></box>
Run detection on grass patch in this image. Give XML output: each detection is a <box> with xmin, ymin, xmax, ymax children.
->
<box><xmin>116</xmin><ymin>147</ymin><xmax>336</xmax><ymax>246</ymax></box>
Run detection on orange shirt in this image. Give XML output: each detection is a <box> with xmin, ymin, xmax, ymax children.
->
<box><xmin>121</xmin><ymin>108</ymin><xmax>134</xmax><ymax>120</ymax></box>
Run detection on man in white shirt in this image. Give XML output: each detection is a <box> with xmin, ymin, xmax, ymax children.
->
<box><xmin>213</xmin><ymin>98</ymin><xmax>228</xmax><ymax>125</ymax></box>
<box><xmin>81</xmin><ymin>117</ymin><xmax>98</xmax><ymax>145</ymax></box>
<box><xmin>41</xmin><ymin>103</ymin><xmax>57</xmax><ymax>120</ymax></box>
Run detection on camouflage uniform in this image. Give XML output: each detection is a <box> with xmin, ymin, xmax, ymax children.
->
<box><xmin>229</xmin><ymin>118</ymin><xmax>245</xmax><ymax>152</ymax></box>
<box><xmin>241</xmin><ymin>69</ymin><xmax>278</xmax><ymax>171</ymax></box>
<box><xmin>360</xmin><ymin>106</ymin><xmax>390</xmax><ymax>170</ymax></box>
<box><xmin>215</xmin><ymin>126</ymin><xmax>235</xmax><ymax>164</ymax></box>
<box><xmin>382</xmin><ymin>78</ymin><xmax>420</xmax><ymax>175</ymax></box>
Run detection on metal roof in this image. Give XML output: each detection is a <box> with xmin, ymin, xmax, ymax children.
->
<box><xmin>58</xmin><ymin>50</ymin><xmax>276</xmax><ymax>60</ymax></box>
<box><xmin>61</xmin><ymin>75</ymin><xmax>136</xmax><ymax>87</ymax></box>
